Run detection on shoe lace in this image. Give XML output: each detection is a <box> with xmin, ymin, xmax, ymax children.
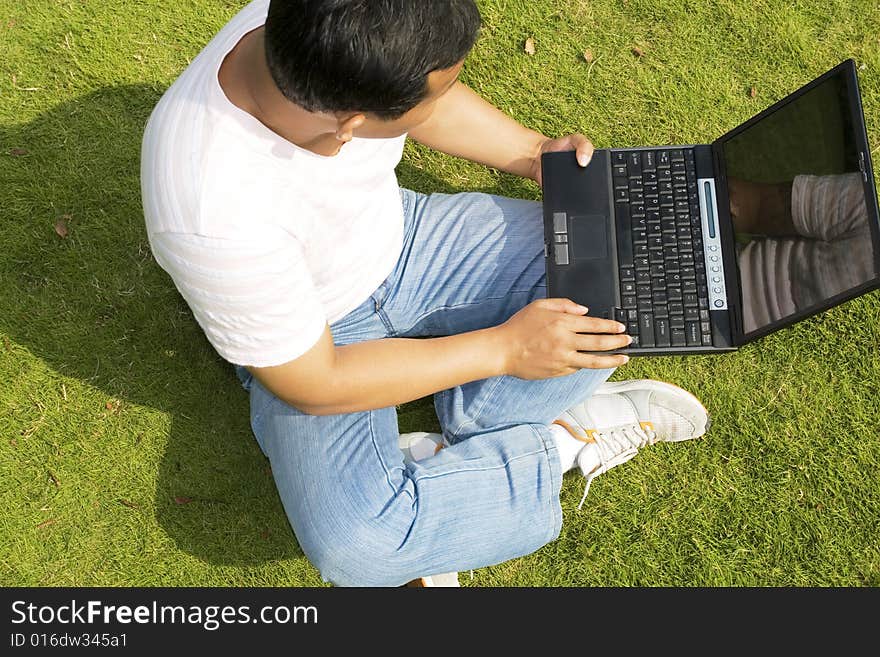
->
<box><xmin>577</xmin><ymin>423</ymin><xmax>658</xmax><ymax>510</ymax></box>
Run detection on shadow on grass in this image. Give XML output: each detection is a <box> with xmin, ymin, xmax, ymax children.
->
<box><xmin>0</xmin><ymin>84</ymin><xmax>535</xmax><ymax>569</ymax></box>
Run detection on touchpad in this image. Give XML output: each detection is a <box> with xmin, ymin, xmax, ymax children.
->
<box><xmin>570</xmin><ymin>214</ymin><xmax>609</xmax><ymax>259</ymax></box>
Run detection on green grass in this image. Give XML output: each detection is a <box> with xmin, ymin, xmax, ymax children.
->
<box><xmin>1</xmin><ymin>0</ymin><xmax>879</xmax><ymax>587</ymax></box>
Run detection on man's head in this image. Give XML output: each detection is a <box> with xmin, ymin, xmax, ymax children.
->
<box><xmin>264</xmin><ymin>0</ymin><xmax>481</xmax><ymax>138</ymax></box>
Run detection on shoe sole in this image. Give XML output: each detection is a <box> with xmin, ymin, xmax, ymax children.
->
<box><xmin>405</xmin><ymin>573</ymin><xmax>460</xmax><ymax>587</ymax></box>
<box><xmin>595</xmin><ymin>379</ymin><xmax>711</xmax><ymax>439</ymax></box>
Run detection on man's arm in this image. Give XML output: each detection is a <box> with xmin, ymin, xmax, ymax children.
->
<box><xmin>247</xmin><ymin>298</ymin><xmax>630</xmax><ymax>416</ymax></box>
<box><xmin>408</xmin><ymin>82</ymin><xmax>593</xmax><ymax>186</ymax></box>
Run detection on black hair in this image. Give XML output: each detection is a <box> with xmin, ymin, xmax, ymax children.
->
<box><xmin>264</xmin><ymin>0</ymin><xmax>481</xmax><ymax>119</ymax></box>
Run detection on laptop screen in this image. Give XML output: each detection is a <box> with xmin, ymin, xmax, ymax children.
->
<box><xmin>719</xmin><ymin>68</ymin><xmax>878</xmax><ymax>339</ymax></box>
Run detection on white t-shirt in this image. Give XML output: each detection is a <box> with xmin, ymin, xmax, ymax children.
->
<box><xmin>141</xmin><ymin>0</ymin><xmax>406</xmax><ymax>367</ymax></box>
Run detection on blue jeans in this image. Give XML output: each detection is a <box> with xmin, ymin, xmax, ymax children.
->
<box><xmin>234</xmin><ymin>189</ymin><xmax>613</xmax><ymax>586</ymax></box>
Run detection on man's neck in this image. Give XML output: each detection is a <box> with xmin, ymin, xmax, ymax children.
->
<box><xmin>218</xmin><ymin>27</ymin><xmax>343</xmax><ymax>156</ymax></box>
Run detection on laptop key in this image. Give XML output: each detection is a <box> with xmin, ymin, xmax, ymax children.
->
<box><xmin>639</xmin><ymin>313</ymin><xmax>655</xmax><ymax>347</ymax></box>
<box><xmin>671</xmin><ymin>328</ymin><xmax>686</xmax><ymax>347</ymax></box>
<box><xmin>622</xmin><ymin>295</ymin><xmax>638</xmax><ymax>309</ymax></box>
<box><xmin>620</xmin><ymin>267</ymin><xmax>635</xmax><ymax>281</ymax></box>
<box><xmin>613</xmin><ymin>164</ymin><xmax>628</xmax><ymax>177</ymax></box>
<box><xmin>655</xmin><ymin>318</ymin><xmax>671</xmax><ymax>347</ymax></box>
<box><xmin>613</xmin><ymin>151</ymin><xmax>626</xmax><ymax>165</ymax></box>
<box><xmin>554</xmin><ymin>243</ymin><xmax>569</xmax><ymax>265</ymax></box>
<box><xmin>684</xmin><ymin>307</ymin><xmax>700</xmax><ymax>322</ymax></box>
<box><xmin>669</xmin><ymin>314</ymin><xmax>685</xmax><ymax>329</ymax></box>
<box><xmin>686</xmin><ymin>322</ymin><xmax>701</xmax><ymax>346</ymax></box>
<box><xmin>614</xmin><ymin>307</ymin><xmax>628</xmax><ymax>323</ymax></box>
<box><xmin>615</xmin><ymin>204</ymin><xmax>634</xmax><ymax>268</ymax></box>
<box><xmin>622</xmin><ymin>282</ymin><xmax>636</xmax><ymax>295</ymax></box>
<box><xmin>683</xmin><ymin>293</ymin><xmax>699</xmax><ymax>307</ymax></box>
<box><xmin>627</xmin><ymin>152</ymin><xmax>642</xmax><ymax>176</ymax></box>
<box><xmin>628</xmin><ymin>309</ymin><xmax>638</xmax><ymax>321</ymax></box>
<box><xmin>636</xmin><ymin>270</ymin><xmax>651</xmax><ymax>284</ymax></box>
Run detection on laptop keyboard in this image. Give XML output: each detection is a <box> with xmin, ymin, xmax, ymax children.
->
<box><xmin>612</xmin><ymin>148</ymin><xmax>713</xmax><ymax>348</ymax></box>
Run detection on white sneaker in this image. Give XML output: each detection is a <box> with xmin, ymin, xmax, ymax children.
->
<box><xmin>405</xmin><ymin>572</ymin><xmax>461</xmax><ymax>587</ymax></box>
<box><xmin>398</xmin><ymin>431</ymin><xmax>448</xmax><ymax>463</ymax></box>
<box><xmin>555</xmin><ymin>379</ymin><xmax>710</xmax><ymax>509</ymax></box>
<box><xmin>398</xmin><ymin>432</ymin><xmax>459</xmax><ymax>588</ymax></box>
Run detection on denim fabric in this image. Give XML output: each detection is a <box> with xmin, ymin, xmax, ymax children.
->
<box><xmin>233</xmin><ymin>189</ymin><xmax>613</xmax><ymax>586</ymax></box>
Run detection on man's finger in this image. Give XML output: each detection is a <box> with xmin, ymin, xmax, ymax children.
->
<box><xmin>570</xmin><ymin>351</ymin><xmax>630</xmax><ymax>369</ymax></box>
<box><xmin>573</xmin><ymin>332</ymin><xmax>632</xmax><ymax>352</ymax></box>
<box><xmin>566</xmin><ymin>313</ymin><xmax>627</xmax><ymax>334</ymax></box>
<box><xmin>539</xmin><ymin>297</ymin><xmax>588</xmax><ymax>315</ymax></box>
<box><xmin>574</xmin><ymin>135</ymin><xmax>595</xmax><ymax>167</ymax></box>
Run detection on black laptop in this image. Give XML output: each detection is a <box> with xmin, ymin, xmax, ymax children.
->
<box><xmin>541</xmin><ymin>59</ymin><xmax>880</xmax><ymax>355</ymax></box>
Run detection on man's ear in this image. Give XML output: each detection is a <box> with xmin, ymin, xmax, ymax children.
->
<box><xmin>335</xmin><ymin>113</ymin><xmax>366</xmax><ymax>143</ymax></box>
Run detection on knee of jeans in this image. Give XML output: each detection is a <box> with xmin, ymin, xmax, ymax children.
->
<box><xmin>299</xmin><ymin>500</ymin><xmax>421</xmax><ymax>587</ymax></box>
<box><xmin>305</xmin><ymin>525</ymin><xmax>419</xmax><ymax>587</ymax></box>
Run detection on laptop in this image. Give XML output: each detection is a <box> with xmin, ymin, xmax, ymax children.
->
<box><xmin>541</xmin><ymin>58</ymin><xmax>880</xmax><ymax>355</ymax></box>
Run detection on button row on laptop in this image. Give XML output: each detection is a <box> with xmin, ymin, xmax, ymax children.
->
<box><xmin>612</xmin><ymin>148</ymin><xmax>712</xmax><ymax>348</ymax></box>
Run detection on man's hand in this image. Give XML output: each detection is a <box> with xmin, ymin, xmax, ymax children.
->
<box><xmin>495</xmin><ymin>298</ymin><xmax>631</xmax><ymax>379</ymax></box>
<box><xmin>531</xmin><ymin>133</ymin><xmax>595</xmax><ymax>188</ymax></box>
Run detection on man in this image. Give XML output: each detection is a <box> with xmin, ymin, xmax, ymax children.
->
<box><xmin>141</xmin><ymin>0</ymin><xmax>710</xmax><ymax>587</ymax></box>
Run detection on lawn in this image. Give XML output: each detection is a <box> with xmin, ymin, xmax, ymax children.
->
<box><xmin>1</xmin><ymin>0</ymin><xmax>879</xmax><ymax>587</ymax></box>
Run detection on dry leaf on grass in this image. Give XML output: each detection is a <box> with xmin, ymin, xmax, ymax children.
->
<box><xmin>524</xmin><ymin>37</ymin><xmax>536</xmax><ymax>55</ymax></box>
<box><xmin>174</xmin><ymin>496</ymin><xmax>193</xmax><ymax>505</ymax></box>
<box><xmin>632</xmin><ymin>46</ymin><xmax>645</xmax><ymax>57</ymax></box>
<box><xmin>9</xmin><ymin>147</ymin><xmax>28</xmax><ymax>156</ymax></box>
<box><xmin>583</xmin><ymin>48</ymin><xmax>594</xmax><ymax>63</ymax></box>
<box><xmin>36</xmin><ymin>519</ymin><xmax>57</xmax><ymax>530</ymax></box>
<box><xmin>749</xmin><ymin>86</ymin><xmax>757</xmax><ymax>98</ymax></box>
<box><xmin>54</xmin><ymin>213</ymin><xmax>73</xmax><ymax>238</ymax></box>
<box><xmin>260</xmin><ymin>529</ymin><xmax>271</xmax><ymax>540</ymax></box>
<box><xmin>119</xmin><ymin>498</ymin><xmax>138</xmax><ymax>509</ymax></box>
<box><xmin>47</xmin><ymin>471</ymin><xmax>60</xmax><ymax>487</ymax></box>
<box><xmin>54</xmin><ymin>218</ymin><xmax>69</xmax><ymax>238</ymax></box>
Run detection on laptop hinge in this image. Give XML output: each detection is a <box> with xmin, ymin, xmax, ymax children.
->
<box><xmin>709</xmin><ymin>140</ymin><xmax>745</xmax><ymax>346</ymax></box>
